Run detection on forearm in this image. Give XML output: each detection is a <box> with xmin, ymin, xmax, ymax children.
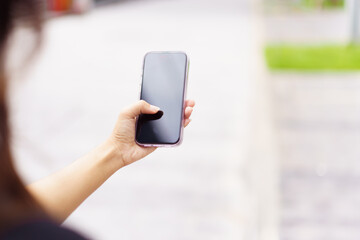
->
<box><xmin>27</xmin><ymin>141</ymin><xmax>123</xmax><ymax>223</ymax></box>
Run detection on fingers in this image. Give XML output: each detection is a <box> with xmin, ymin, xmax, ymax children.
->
<box><xmin>185</xmin><ymin>99</ymin><xmax>195</xmax><ymax>108</ymax></box>
<box><xmin>184</xmin><ymin>107</ymin><xmax>193</xmax><ymax>120</ymax></box>
<box><xmin>123</xmin><ymin>100</ymin><xmax>160</xmax><ymax>119</ymax></box>
<box><xmin>122</xmin><ymin>99</ymin><xmax>194</xmax><ymax>120</ymax></box>
<box><xmin>184</xmin><ymin>119</ymin><xmax>191</xmax><ymax>127</ymax></box>
<box><xmin>184</xmin><ymin>99</ymin><xmax>195</xmax><ymax>127</ymax></box>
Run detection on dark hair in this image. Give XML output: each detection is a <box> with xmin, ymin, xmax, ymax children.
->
<box><xmin>0</xmin><ymin>0</ymin><xmax>45</xmax><ymax>232</ymax></box>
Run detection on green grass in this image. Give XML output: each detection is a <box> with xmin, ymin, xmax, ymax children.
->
<box><xmin>265</xmin><ymin>45</ymin><xmax>360</xmax><ymax>71</ymax></box>
<box><xmin>301</xmin><ymin>0</ymin><xmax>344</xmax><ymax>9</ymax></box>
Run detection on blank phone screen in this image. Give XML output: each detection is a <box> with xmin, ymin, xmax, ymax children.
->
<box><xmin>136</xmin><ymin>52</ymin><xmax>188</xmax><ymax>145</ymax></box>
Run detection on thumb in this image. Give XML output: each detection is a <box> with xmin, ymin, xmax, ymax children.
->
<box><xmin>123</xmin><ymin>100</ymin><xmax>160</xmax><ymax>119</ymax></box>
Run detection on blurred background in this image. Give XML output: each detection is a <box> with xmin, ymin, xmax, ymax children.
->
<box><xmin>8</xmin><ymin>0</ymin><xmax>360</xmax><ymax>239</ymax></box>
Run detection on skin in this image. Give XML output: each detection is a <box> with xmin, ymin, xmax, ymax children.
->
<box><xmin>27</xmin><ymin>99</ymin><xmax>195</xmax><ymax>223</ymax></box>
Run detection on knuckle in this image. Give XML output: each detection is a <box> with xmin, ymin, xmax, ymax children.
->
<box><xmin>118</xmin><ymin>111</ymin><xmax>126</xmax><ymax>119</ymax></box>
<box><xmin>139</xmin><ymin>100</ymin><xmax>148</xmax><ymax>108</ymax></box>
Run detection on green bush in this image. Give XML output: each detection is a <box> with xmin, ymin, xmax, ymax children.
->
<box><xmin>265</xmin><ymin>45</ymin><xmax>360</xmax><ymax>71</ymax></box>
<box><xmin>301</xmin><ymin>0</ymin><xmax>344</xmax><ymax>8</ymax></box>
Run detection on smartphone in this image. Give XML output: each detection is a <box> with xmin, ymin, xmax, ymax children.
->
<box><xmin>135</xmin><ymin>51</ymin><xmax>189</xmax><ymax>147</ymax></box>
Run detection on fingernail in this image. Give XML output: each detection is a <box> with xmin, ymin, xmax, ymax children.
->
<box><xmin>150</xmin><ymin>105</ymin><xmax>160</xmax><ymax>111</ymax></box>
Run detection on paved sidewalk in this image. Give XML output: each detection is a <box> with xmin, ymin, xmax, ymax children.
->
<box><xmin>10</xmin><ymin>0</ymin><xmax>263</xmax><ymax>239</ymax></box>
<box><xmin>272</xmin><ymin>74</ymin><xmax>360</xmax><ymax>240</ymax></box>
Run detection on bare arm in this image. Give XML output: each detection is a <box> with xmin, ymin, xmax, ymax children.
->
<box><xmin>27</xmin><ymin>100</ymin><xmax>195</xmax><ymax>223</ymax></box>
<box><xmin>27</xmin><ymin>141</ymin><xmax>121</xmax><ymax>222</ymax></box>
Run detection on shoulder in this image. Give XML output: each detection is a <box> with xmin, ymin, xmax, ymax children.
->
<box><xmin>2</xmin><ymin>219</ymin><xmax>87</xmax><ymax>240</ymax></box>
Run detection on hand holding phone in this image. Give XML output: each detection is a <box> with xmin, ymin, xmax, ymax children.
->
<box><xmin>105</xmin><ymin>52</ymin><xmax>192</xmax><ymax>167</ymax></box>
<box><xmin>106</xmin><ymin>99</ymin><xmax>194</xmax><ymax>168</ymax></box>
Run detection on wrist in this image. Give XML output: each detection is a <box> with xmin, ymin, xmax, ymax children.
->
<box><xmin>95</xmin><ymin>140</ymin><xmax>125</xmax><ymax>173</ymax></box>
